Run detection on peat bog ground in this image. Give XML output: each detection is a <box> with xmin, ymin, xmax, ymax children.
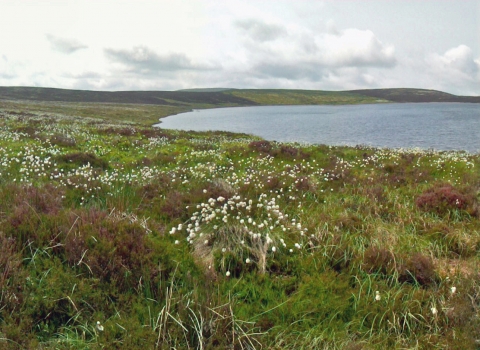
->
<box><xmin>0</xmin><ymin>98</ymin><xmax>480</xmax><ymax>349</ymax></box>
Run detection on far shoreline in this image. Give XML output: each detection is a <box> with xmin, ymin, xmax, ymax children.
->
<box><xmin>154</xmin><ymin>102</ymin><xmax>480</xmax><ymax>154</ymax></box>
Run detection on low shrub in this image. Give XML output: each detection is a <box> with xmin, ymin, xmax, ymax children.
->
<box><xmin>139</xmin><ymin>128</ymin><xmax>172</xmax><ymax>139</ymax></box>
<box><xmin>280</xmin><ymin>145</ymin><xmax>299</xmax><ymax>157</ymax></box>
<box><xmin>11</xmin><ymin>184</ymin><xmax>65</xmax><ymax>215</ymax></box>
<box><xmin>159</xmin><ymin>190</ymin><xmax>188</xmax><ymax>220</ymax></box>
<box><xmin>57</xmin><ymin>152</ymin><xmax>110</xmax><ymax>170</ymax></box>
<box><xmin>248</xmin><ymin>140</ymin><xmax>272</xmax><ymax>153</ymax></box>
<box><xmin>64</xmin><ymin>208</ymin><xmax>174</xmax><ymax>295</ymax></box>
<box><xmin>0</xmin><ymin>233</ymin><xmax>22</xmax><ymax>292</ymax></box>
<box><xmin>49</xmin><ymin>133</ymin><xmax>76</xmax><ymax>147</ymax></box>
<box><xmin>100</xmin><ymin>126</ymin><xmax>137</xmax><ymax>136</ymax></box>
<box><xmin>362</xmin><ymin>246</ymin><xmax>396</xmax><ymax>275</ymax></box>
<box><xmin>416</xmin><ymin>183</ymin><xmax>477</xmax><ymax>217</ymax></box>
<box><xmin>399</xmin><ymin>253</ymin><xmax>437</xmax><ymax>286</ymax></box>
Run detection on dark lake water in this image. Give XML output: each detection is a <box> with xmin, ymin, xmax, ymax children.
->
<box><xmin>155</xmin><ymin>103</ymin><xmax>480</xmax><ymax>153</ymax></box>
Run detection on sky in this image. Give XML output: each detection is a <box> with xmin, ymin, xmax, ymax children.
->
<box><xmin>0</xmin><ymin>0</ymin><xmax>479</xmax><ymax>95</ymax></box>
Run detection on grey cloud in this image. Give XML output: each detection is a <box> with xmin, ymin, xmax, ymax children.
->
<box><xmin>253</xmin><ymin>61</ymin><xmax>325</xmax><ymax>81</ymax></box>
<box><xmin>104</xmin><ymin>46</ymin><xmax>216</xmax><ymax>74</ymax></box>
<box><xmin>237</xmin><ymin>27</ymin><xmax>396</xmax><ymax>86</ymax></box>
<box><xmin>235</xmin><ymin>19</ymin><xmax>287</xmax><ymax>42</ymax></box>
<box><xmin>46</xmin><ymin>34</ymin><xmax>88</xmax><ymax>54</ymax></box>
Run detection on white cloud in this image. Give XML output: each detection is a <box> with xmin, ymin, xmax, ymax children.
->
<box><xmin>423</xmin><ymin>45</ymin><xmax>480</xmax><ymax>94</ymax></box>
<box><xmin>0</xmin><ymin>55</ymin><xmax>16</xmax><ymax>79</ymax></box>
<box><xmin>320</xmin><ymin>29</ymin><xmax>396</xmax><ymax>68</ymax></box>
<box><xmin>427</xmin><ymin>45</ymin><xmax>479</xmax><ymax>77</ymax></box>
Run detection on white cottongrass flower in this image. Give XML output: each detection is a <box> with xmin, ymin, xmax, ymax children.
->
<box><xmin>375</xmin><ymin>291</ymin><xmax>381</xmax><ymax>301</ymax></box>
<box><xmin>431</xmin><ymin>306</ymin><xmax>438</xmax><ymax>316</ymax></box>
<box><xmin>226</xmin><ymin>271</ymin><xmax>231</xmax><ymax>277</ymax></box>
<box><xmin>245</xmin><ymin>258</ymin><xmax>251</xmax><ymax>264</ymax></box>
<box><xmin>271</xmin><ymin>246</ymin><xmax>276</xmax><ymax>252</ymax></box>
<box><xmin>96</xmin><ymin>321</ymin><xmax>104</xmax><ymax>332</ymax></box>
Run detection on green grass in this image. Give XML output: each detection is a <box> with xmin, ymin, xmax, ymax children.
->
<box><xmin>0</xmin><ymin>99</ymin><xmax>192</xmax><ymax>125</ymax></box>
<box><xmin>226</xmin><ymin>89</ymin><xmax>381</xmax><ymax>105</ymax></box>
<box><xmin>0</xmin><ymin>103</ymin><xmax>479</xmax><ymax>349</ymax></box>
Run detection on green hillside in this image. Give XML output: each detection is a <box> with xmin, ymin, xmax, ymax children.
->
<box><xmin>1</xmin><ymin>86</ymin><xmax>478</xmax><ymax>126</ymax></box>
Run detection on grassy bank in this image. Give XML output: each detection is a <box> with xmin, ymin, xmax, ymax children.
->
<box><xmin>1</xmin><ymin>105</ymin><xmax>480</xmax><ymax>349</ymax></box>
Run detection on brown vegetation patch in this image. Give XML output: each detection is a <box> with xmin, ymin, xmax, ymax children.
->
<box><xmin>416</xmin><ymin>183</ymin><xmax>478</xmax><ymax>217</ymax></box>
<box><xmin>248</xmin><ymin>140</ymin><xmax>273</xmax><ymax>154</ymax></box>
<box><xmin>48</xmin><ymin>133</ymin><xmax>76</xmax><ymax>147</ymax></box>
<box><xmin>57</xmin><ymin>152</ymin><xmax>110</xmax><ymax>170</ymax></box>
<box><xmin>399</xmin><ymin>253</ymin><xmax>437</xmax><ymax>286</ymax></box>
<box><xmin>362</xmin><ymin>246</ymin><xmax>396</xmax><ymax>275</ymax></box>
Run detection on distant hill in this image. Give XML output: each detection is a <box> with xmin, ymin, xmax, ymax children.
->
<box><xmin>1</xmin><ymin>86</ymin><xmax>478</xmax><ymax>106</ymax></box>
<box><xmin>1</xmin><ymin>86</ymin><xmax>478</xmax><ymax>125</ymax></box>
<box><xmin>177</xmin><ymin>88</ymin><xmax>235</xmax><ymax>92</ymax></box>
<box><xmin>0</xmin><ymin>86</ymin><xmax>256</xmax><ymax>106</ymax></box>
<box><xmin>347</xmin><ymin>88</ymin><xmax>480</xmax><ymax>103</ymax></box>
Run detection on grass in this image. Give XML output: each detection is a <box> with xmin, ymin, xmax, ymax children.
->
<box><xmin>226</xmin><ymin>89</ymin><xmax>381</xmax><ymax>105</ymax></box>
<box><xmin>0</xmin><ymin>99</ymin><xmax>193</xmax><ymax>125</ymax></box>
<box><xmin>0</xmin><ymin>102</ymin><xmax>479</xmax><ymax>349</ymax></box>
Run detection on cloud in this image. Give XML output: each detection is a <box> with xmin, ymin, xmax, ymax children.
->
<box><xmin>252</xmin><ymin>62</ymin><xmax>325</xmax><ymax>81</ymax></box>
<box><xmin>423</xmin><ymin>45</ymin><xmax>480</xmax><ymax>94</ymax></box>
<box><xmin>427</xmin><ymin>45</ymin><xmax>479</xmax><ymax>76</ymax></box>
<box><xmin>235</xmin><ymin>19</ymin><xmax>287</xmax><ymax>42</ymax></box>
<box><xmin>46</xmin><ymin>34</ymin><xmax>88</xmax><ymax>54</ymax></box>
<box><xmin>104</xmin><ymin>46</ymin><xmax>217</xmax><ymax>74</ymax></box>
<box><xmin>231</xmin><ymin>23</ymin><xmax>396</xmax><ymax>88</ymax></box>
<box><xmin>320</xmin><ymin>29</ymin><xmax>396</xmax><ymax>68</ymax></box>
<box><xmin>0</xmin><ymin>54</ymin><xmax>20</xmax><ymax>79</ymax></box>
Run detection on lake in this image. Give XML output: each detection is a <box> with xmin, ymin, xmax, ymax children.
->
<box><xmin>155</xmin><ymin>103</ymin><xmax>480</xmax><ymax>153</ymax></box>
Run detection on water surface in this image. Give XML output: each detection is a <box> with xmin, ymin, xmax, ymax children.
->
<box><xmin>155</xmin><ymin>103</ymin><xmax>480</xmax><ymax>152</ymax></box>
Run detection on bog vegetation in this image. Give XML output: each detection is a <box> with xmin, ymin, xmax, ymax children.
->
<box><xmin>0</xmin><ymin>106</ymin><xmax>479</xmax><ymax>349</ymax></box>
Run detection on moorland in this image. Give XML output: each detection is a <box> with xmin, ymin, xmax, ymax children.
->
<box><xmin>1</xmin><ymin>86</ymin><xmax>479</xmax><ymax>125</ymax></box>
<box><xmin>0</xmin><ymin>87</ymin><xmax>479</xmax><ymax>349</ymax></box>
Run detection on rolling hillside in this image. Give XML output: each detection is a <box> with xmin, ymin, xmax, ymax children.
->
<box><xmin>0</xmin><ymin>86</ymin><xmax>478</xmax><ymax>125</ymax></box>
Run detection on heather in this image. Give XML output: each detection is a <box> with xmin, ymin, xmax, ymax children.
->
<box><xmin>1</xmin><ymin>108</ymin><xmax>480</xmax><ymax>349</ymax></box>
